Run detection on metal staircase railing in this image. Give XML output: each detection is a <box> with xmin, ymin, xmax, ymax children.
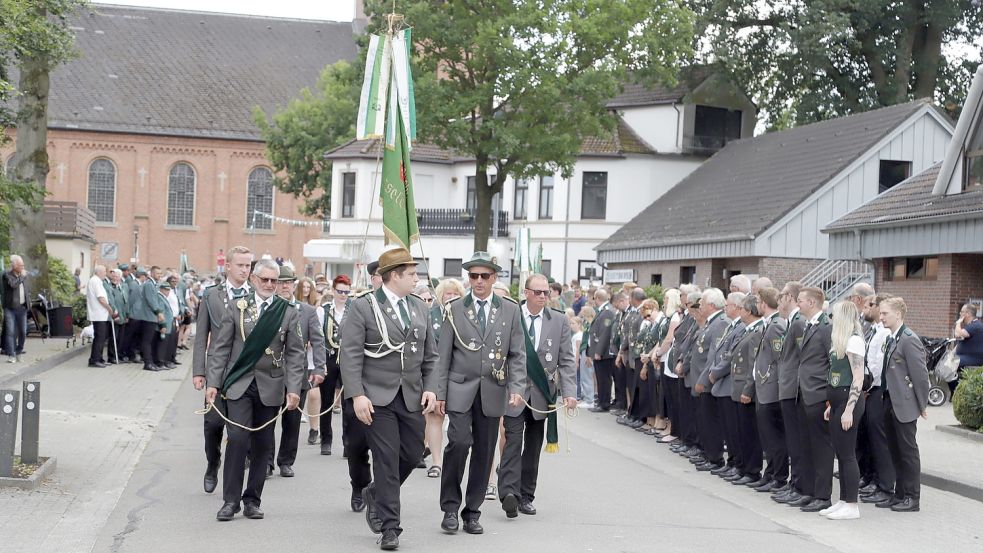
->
<box><xmin>800</xmin><ymin>259</ymin><xmax>874</xmax><ymax>306</ymax></box>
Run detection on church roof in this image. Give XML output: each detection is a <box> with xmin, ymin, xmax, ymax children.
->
<box><xmin>43</xmin><ymin>4</ymin><xmax>357</xmax><ymax>141</ymax></box>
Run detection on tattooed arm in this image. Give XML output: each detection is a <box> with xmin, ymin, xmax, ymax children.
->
<box><xmin>842</xmin><ymin>351</ymin><xmax>865</xmax><ymax>430</ymax></box>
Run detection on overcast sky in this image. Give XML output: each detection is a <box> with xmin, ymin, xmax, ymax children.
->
<box><xmin>105</xmin><ymin>0</ymin><xmax>356</xmax><ymax>21</ymax></box>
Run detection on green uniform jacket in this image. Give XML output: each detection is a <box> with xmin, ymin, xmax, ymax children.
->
<box><xmin>104</xmin><ymin>280</ymin><xmax>128</xmax><ymax>323</ymax></box>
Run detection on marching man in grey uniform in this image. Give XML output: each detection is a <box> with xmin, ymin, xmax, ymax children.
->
<box><xmin>498</xmin><ymin>273</ymin><xmax>577</xmax><ymax>519</ymax></box>
<box><xmin>205</xmin><ymin>258</ymin><xmax>306</xmax><ymax>522</ymax></box>
<box><xmin>436</xmin><ymin>251</ymin><xmax>527</xmax><ymax>536</ymax></box>
<box><xmin>340</xmin><ymin>248</ymin><xmax>439</xmax><ymax>551</ymax></box>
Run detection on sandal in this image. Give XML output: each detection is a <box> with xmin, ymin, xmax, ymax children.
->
<box><xmin>427</xmin><ymin>466</ymin><xmax>442</xmax><ymax>478</ymax></box>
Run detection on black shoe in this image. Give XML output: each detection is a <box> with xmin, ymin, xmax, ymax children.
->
<box><xmin>143</xmin><ymin>364</ymin><xmax>162</xmax><ymax>371</ymax></box>
<box><xmin>216</xmin><ymin>502</ymin><xmax>240</xmax><ymax>521</ymax></box>
<box><xmin>876</xmin><ymin>496</ymin><xmax>903</xmax><ymax>509</ymax></box>
<box><xmin>266</xmin><ymin>465</ymin><xmax>274</xmax><ymax>479</ymax></box>
<box><xmin>88</xmin><ymin>362</ymin><xmax>108</xmax><ymax>368</ymax></box>
<box><xmin>463</xmin><ymin>518</ymin><xmax>483</xmax><ymax>535</ymax></box>
<box><xmin>800</xmin><ymin>499</ymin><xmax>831</xmax><ymax>512</ymax></box>
<box><xmin>788</xmin><ymin>494</ymin><xmax>814</xmax><ymax>507</ymax></box>
<box><xmin>588</xmin><ymin>406</ymin><xmax>608</xmax><ymax>413</ymax></box>
<box><xmin>723</xmin><ymin>472</ymin><xmax>745</xmax><ymax>482</ymax></box>
<box><xmin>502</xmin><ymin>493</ymin><xmax>519</xmax><ymax>518</ymax></box>
<box><xmin>890</xmin><ymin>497</ymin><xmax>920</xmax><ymax>512</ymax></box>
<box><xmin>378</xmin><ymin>528</ymin><xmax>399</xmax><ymax>551</ymax></box>
<box><xmin>756</xmin><ymin>481</ymin><xmax>782</xmax><ymax>493</ymax></box>
<box><xmin>518</xmin><ymin>502</ymin><xmax>536</xmax><ymax>515</ymax></box>
<box><xmin>732</xmin><ymin>475</ymin><xmax>756</xmax><ymax>486</ymax></box>
<box><xmin>243</xmin><ymin>502</ymin><xmax>264</xmax><ymax>519</ymax></box>
<box><xmin>772</xmin><ymin>490</ymin><xmax>797</xmax><ymax>504</ymax></box>
<box><xmin>163</xmin><ymin>362</ymin><xmax>177</xmax><ymax>370</ymax></box>
<box><xmin>279</xmin><ymin>465</ymin><xmax>295</xmax><ymax>477</ymax></box>
<box><xmin>684</xmin><ymin>448</ymin><xmax>705</xmax><ymax>459</ymax></box>
<box><xmin>862</xmin><ymin>490</ymin><xmax>894</xmax><ymax>504</ymax></box>
<box><xmin>710</xmin><ymin>465</ymin><xmax>731</xmax><ymax>476</ymax></box>
<box><xmin>416</xmin><ymin>457</ymin><xmax>427</xmax><ymax>469</ymax></box>
<box><xmin>321</xmin><ymin>442</ymin><xmax>332</xmax><ymax>456</ymax></box>
<box><xmin>351</xmin><ymin>488</ymin><xmax>366</xmax><ymax>512</ymax></box>
<box><xmin>696</xmin><ymin>462</ymin><xmax>722</xmax><ymax>472</ymax></box>
<box><xmin>748</xmin><ymin>476</ymin><xmax>771</xmax><ymax>488</ymax></box>
<box><xmin>307</xmin><ymin>429</ymin><xmax>319</xmax><ymax>445</ymax></box>
<box><xmin>441</xmin><ymin>512</ymin><xmax>459</xmax><ymax>534</ymax></box>
<box><xmin>363</xmin><ymin>484</ymin><xmax>383</xmax><ymax>534</ymax></box>
<box><xmin>771</xmin><ymin>483</ymin><xmax>791</xmax><ymax>494</ymax></box>
<box><xmin>203</xmin><ymin>466</ymin><xmax>218</xmax><ymax>494</ymax></box>
<box><xmin>859</xmin><ymin>482</ymin><xmax>878</xmax><ymax>496</ymax></box>
<box><xmin>628</xmin><ymin>419</ymin><xmax>645</xmax><ymax>429</ymax></box>
<box><xmin>689</xmin><ymin>456</ymin><xmax>708</xmax><ymax>465</ymax></box>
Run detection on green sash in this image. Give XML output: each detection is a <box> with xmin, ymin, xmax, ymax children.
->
<box><xmin>521</xmin><ymin>316</ymin><xmax>560</xmax><ymax>453</ymax></box>
<box><xmin>222</xmin><ymin>295</ymin><xmax>291</xmax><ymax>395</ymax></box>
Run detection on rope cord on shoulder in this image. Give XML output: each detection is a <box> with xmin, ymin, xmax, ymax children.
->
<box><xmin>520</xmin><ymin>397</ymin><xmax>579</xmax><ymax>453</ymax></box>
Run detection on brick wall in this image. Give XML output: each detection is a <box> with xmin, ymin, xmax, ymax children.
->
<box><xmin>610</xmin><ymin>256</ymin><xmax>824</xmax><ymax>291</ymax></box>
<box><xmin>759</xmin><ymin>257</ymin><xmax>825</xmax><ymax>289</ymax></box>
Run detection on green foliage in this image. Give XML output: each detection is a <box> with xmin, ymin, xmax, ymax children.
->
<box><xmin>72</xmin><ymin>293</ymin><xmax>87</xmax><ymax>328</ymax></box>
<box><xmin>509</xmin><ymin>283</ymin><xmax>520</xmax><ymax>302</ymax></box>
<box><xmin>46</xmin><ymin>256</ymin><xmax>77</xmax><ymax>306</ymax></box>
<box><xmin>363</xmin><ymin>0</ymin><xmax>694</xmax><ymax>249</ymax></box>
<box><xmin>644</xmin><ymin>284</ymin><xmax>664</xmax><ymax>305</ymax></box>
<box><xmin>692</xmin><ymin>0</ymin><xmax>983</xmax><ymax>126</ymax></box>
<box><xmin>952</xmin><ymin>367</ymin><xmax>983</xmax><ymax>432</ymax></box>
<box><xmin>254</xmin><ymin>60</ymin><xmax>361</xmax><ymax>218</ymax></box>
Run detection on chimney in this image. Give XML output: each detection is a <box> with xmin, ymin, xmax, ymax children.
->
<box><xmin>353</xmin><ymin>0</ymin><xmax>368</xmax><ymax>34</ymax></box>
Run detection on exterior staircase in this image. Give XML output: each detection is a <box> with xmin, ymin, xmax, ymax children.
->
<box><xmin>800</xmin><ymin>259</ymin><xmax>874</xmax><ymax>307</ymax></box>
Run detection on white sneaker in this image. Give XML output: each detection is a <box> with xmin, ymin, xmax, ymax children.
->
<box><xmin>485</xmin><ymin>484</ymin><xmax>497</xmax><ymax>500</ymax></box>
<box><xmin>819</xmin><ymin>500</ymin><xmax>845</xmax><ymax>516</ymax></box>
<box><xmin>6</xmin><ymin>356</ymin><xmax>16</xmax><ymax>363</ymax></box>
<box><xmin>825</xmin><ymin>503</ymin><xmax>860</xmax><ymax>520</ymax></box>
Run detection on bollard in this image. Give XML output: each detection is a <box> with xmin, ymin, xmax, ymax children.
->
<box><xmin>0</xmin><ymin>390</ymin><xmax>19</xmax><ymax>477</ymax></box>
<box><xmin>21</xmin><ymin>382</ymin><xmax>40</xmax><ymax>465</ymax></box>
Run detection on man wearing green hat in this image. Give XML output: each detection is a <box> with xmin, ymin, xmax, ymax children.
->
<box><xmin>435</xmin><ymin>251</ymin><xmax>527</xmax><ymax>536</ymax></box>
<box><xmin>340</xmin><ymin>247</ymin><xmax>439</xmax><ymax>551</ymax></box>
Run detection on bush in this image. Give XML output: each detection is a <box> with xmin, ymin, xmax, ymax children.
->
<box><xmin>47</xmin><ymin>257</ymin><xmax>78</xmax><ymax>307</ymax></box>
<box><xmin>952</xmin><ymin>367</ymin><xmax>983</xmax><ymax>432</ymax></box>
<box><xmin>644</xmin><ymin>284</ymin><xmax>664</xmax><ymax>305</ymax></box>
<box><xmin>72</xmin><ymin>294</ymin><xmax>88</xmax><ymax>328</ymax></box>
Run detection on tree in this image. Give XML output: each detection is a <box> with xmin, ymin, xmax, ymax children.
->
<box><xmin>361</xmin><ymin>0</ymin><xmax>694</xmax><ymax>250</ymax></box>
<box><xmin>693</xmin><ymin>0</ymin><xmax>983</xmax><ymax>128</ymax></box>
<box><xmin>254</xmin><ymin>60</ymin><xmax>361</xmax><ymax>218</ymax></box>
<box><xmin>1</xmin><ymin>0</ymin><xmax>83</xmax><ymax>292</ymax></box>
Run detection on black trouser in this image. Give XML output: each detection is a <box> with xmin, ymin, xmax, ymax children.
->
<box><xmin>343</xmin><ymin>397</ymin><xmax>372</xmax><ymax>492</ymax></box>
<box><xmin>105</xmin><ymin>322</ymin><xmax>125</xmax><ymax>362</ymax></box>
<box><xmin>830</xmin><ymin>387</ymin><xmax>866</xmax><ymax>502</ymax></box>
<box><xmin>440</xmin><ymin>392</ymin><xmax>499</xmax><ymax>519</ymax></box>
<box><xmin>862</xmin><ymin>387</ymin><xmax>895</xmax><ymax>493</ymax></box>
<box><xmin>613</xmin><ymin>361</ymin><xmax>627</xmax><ymax>410</ymax></box>
<box><xmin>363</xmin><ymin>389</ymin><xmax>425</xmax><ymax>534</ymax></box>
<box><xmin>123</xmin><ymin>319</ymin><xmax>142</xmax><ymax>360</ymax></box>
<box><xmin>165</xmin><ymin>323</ymin><xmax>179</xmax><ymax>363</ymax></box>
<box><xmin>499</xmin><ymin>406</ymin><xmax>545</xmax><ymax>504</ymax></box>
<box><xmin>781</xmin><ymin>398</ymin><xmax>807</xmax><ymax>493</ymax></box>
<box><xmin>756</xmin><ymin>401</ymin><xmax>787</xmax><ymax>483</ymax></box>
<box><xmin>319</xmin><ymin>357</ymin><xmax>343</xmax><ymax>445</ymax></box>
<box><xmin>204</xmin><ymin>398</ymin><xmax>225</xmax><ymax>471</ymax></box>
<box><xmin>651</xmin><ymin>370</ymin><xmax>664</xmax><ymax>419</ymax></box>
<box><xmin>884</xmin><ymin>394</ymin><xmax>921</xmax><ymax>501</ymax></box>
<box><xmin>593</xmin><ymin>358</ymin><xmax>615</xmax><ymax>410</ymax></box>
<box><xmin>718</xmin><ymin>396</ymin><xmax>741</xmax><ymax>469</ymax></box>
<box><xmin>664</xmin><ymin>375</ymin><xmax>679</xmax><ymax>430</ymax></box>
<box><xmin>89</xmin><ymin>320</ymin><xmax>110</xmax><ymax>364</ymax></box>
<box><xmin>737</xmin><ymin>400</ymin><xmax>763</xmax><ymax>477</ymax></box>
<box><xmin>136</xmin><ymin>320</ymin><xmax>156</xmax><ymax>367</ymax></box>
<box><xmin>273</xmin><ymin>387</ymin><xmax>309</xmax><ymax>468</ymax></box>
<box><xmin>678</xmin><ymin>381</ymin><xmax>699</xmax><ymax>446</ymax></box>
<box><xmin>222</xmin><ymin>380</ymin><xmax>278</xmax><ymax>506</ymax></box>
<box><xmin>801</xmin><ymin>400</ymin><xmax>833</xmax><ymax>501</ymax></box>
<box><xmin>697</xmin><ymin>393</ymin><xmax>724</xmax><ymax>464</ymax></box>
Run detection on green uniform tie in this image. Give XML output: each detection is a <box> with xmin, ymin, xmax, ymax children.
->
<box><xmin>398</xmin><ymin>298</ymin><xmax>411</xmax><ymax>328</ymax></box>
<box><xmin>476</xmin><ymin>300</ymin><xmax>487</xmax><ymax>334</ymax></box>
<box><xmin>883</xmin><ymin>335</ymin><xmax>895</xmax><ymax>392</ymax></box>
<box><xmin>528</xmin><ymin>314</ymin><xmax>539</xmax><ymax>348</ymax></box>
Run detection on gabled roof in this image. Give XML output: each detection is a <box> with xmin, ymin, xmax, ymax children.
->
<box><xmin>42</xmin><ymin>4</ymin><xmax>357</xmax><ymax>140</ymax></box>
<box><xmin>606</xmin><ymin>66</ymin><xmax>715</xmax><ymax>108</ymax></box>
<box><xmin>324</xmin><ymin>139</ymin><xmax>463</xmax><ymax>165</ymax></box>
<box><xmin>597</xmin><ymin>99</ymin><xmax>934</xmax><ymax>253</ymax></box>
<box><xmin>824</xmin><ymin>163</ymin><xmax>983</xmax><ymax>231</ymax></box>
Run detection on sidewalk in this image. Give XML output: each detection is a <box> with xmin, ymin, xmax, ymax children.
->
<box><xmin>0</xmin><ymin>336</ymin><xmax>86</xmax><ymax>387</ymax></box>
<box><xmin>916</xmin><ymin>403</ymin><xmax>983</xmax><ymax>501</ymax></box>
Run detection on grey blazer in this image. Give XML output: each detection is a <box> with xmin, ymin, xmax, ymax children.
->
<box><xmin>588</xmin><ymin>303</ymin><xmax>616</xmax><ymax>360</ymax></box>
<box><xmin>731</xmin><ymin>320</ymin><xmax>765</xmax><ymax>402</ymax></box>
<box><xmin>205</xmin><ymin>296</ymin><xmax>307</xmax><ymax>407</ymax></box>
<box><xmin>709</xmin><ymin>320</ymin><xmax>746</xmax><ymax>398</ymax></box>
<box><xmin>506</xmin><ymin>307</ymin><xmax>575</xmax><ymax>420</ymax></box>
<box><xmin>192</xmin><ymin>284</ymin><xmax>238</xmax><ymax>378</ymax></box>
<box><xmin>690</xmin><ymin>312</ymin><xmax>729</xmax><ymax>391</ymax></box>
<box><xmin>778</xmin><ymin>312</ymin><xmax>805</xmax><ymax>401</ymax></box>
<box><xmin>297</xmin><ymin>303</ymin><xmax>327</xmax><ymax>390</ymax></box>
<box><xmin>435</xmin><ymin>292</ymin><xmax>527</xmax><ymax>418</ymax></box>
<box><xmin>883</xmin><ymin>325</ymin><xmax>930</xmax><ymax>423</ymax></box>
<box><xmin>340</xmin><ymin>288</ymin><xmax>438</xmax><ymax>412</ymax></box>
<box><xmin>796</xmin><ymin>313</ymin><xmax>833</xmax><ymax>406</ymax></box>
<box><xmin>620</xmin><ymin>308</ymin><xmax>643</xmax><ymax>364</ymax></box>
<box><xmin>753</xmin><ymin>313</ymin><xmax>785</xmax><ymax>405</ymax></box>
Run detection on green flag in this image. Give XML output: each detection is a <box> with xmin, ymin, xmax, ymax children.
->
<box><xmin>381</xmin><ymin>107</ymin><xmax>419</xmax><ymax>249</ymax></box>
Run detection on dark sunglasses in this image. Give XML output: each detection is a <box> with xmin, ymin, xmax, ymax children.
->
<box><xmin>469</xmin><ymin>272</ymin><xmax>494</xmax><ymax>280</ymax></box>
<box><xmin>335</xmin><ymin>289</ymin><xmax>351</xmax><ymax>295</ymax></box>
<box><xmin>525</xmin><ymin>288</ymin><xmax>549</xmax><ymax>297</ymax></box>
<box><xmin>255</xmin><ymin>277</ymin><xmax>277</xmax><ymax>284</ymax></box>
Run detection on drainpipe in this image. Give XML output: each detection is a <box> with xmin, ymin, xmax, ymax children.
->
<box><xmin>672</xmin><ymin>103</ymin><xmax>682</xmax><ymax>151</ymax></box>
<box><xmin>563</xmin><ymin>175</ymin><xmax>572</xmax><ymax>283</ymax></box>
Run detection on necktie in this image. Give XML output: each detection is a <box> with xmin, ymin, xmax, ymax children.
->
<box><xmin>259</xmin><ymin>300</ymin><xmax>268</xmax><ymax>317</ymax></box>
<box><xmin>398</xmin><ymin>298</ymin><xmax>411</xmax><ymax>328</ymax></box>
<box><xmin>232</xmin><ymin>287</ymin><xmax>246</xmax><ymax>298</ymax></box>
<box><xmin>529</xmin><ymin>314</ymin><xmax>540</xmax><ymax>348</ymax></box>
<box><xmin>476</xmin><ymin>300</ymin><xmax>487</xmax><ymax>334</ymax></box>
<box><xmin>882</xmin><ymin>335</ymin><xmax>895</xmax><ymax>392</ymax></box>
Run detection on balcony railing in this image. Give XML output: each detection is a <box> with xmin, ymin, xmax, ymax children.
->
<box><xmin>45</xmin><ymin>201</ymin><xmax>96</xmax><ymax>240</ymax></box>
<box><xmin>416</xmin><ymin>208</ymin><xmax>510</xmax><ymax>238</ymax></box>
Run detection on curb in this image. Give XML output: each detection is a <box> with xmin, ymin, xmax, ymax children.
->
<box><xmin>0</xmin><ymin>345</ymin><xmax>86</xmax><ymax>388</ymax></box>
<box><xmin>935</xmin><ymin>424</ymin><xmax>983</xmax><ymax>444</ymax></box>
<box><xmin>0</xmin><ymin>456</ymin><xmax>57</xmax><ymax>490</ymax></box>
<box><xmin>922</xmin><ymin>470</ymin><xmax>983</xmax><ymax>504</ymax></box>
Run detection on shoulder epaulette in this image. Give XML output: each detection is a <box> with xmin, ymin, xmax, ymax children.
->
<box><xmin>500</xmin><ymin>295</ymin><xmax>518</xmax><ymax>304</ymax></box>
<box><xmin>549</xmin><ymin>306</ymin><xmax>564</xmax><ymax>315</ymax></box>
<box><xmin>903</xmin><ymin>328</ymin><xmax>914</xmax><ymax>337</ymax></box>
<box><xmin>353</xmin><ymin>289</ymin><xmax>373</xmax><ymax>299</ymax></box>
<box><xmin>446</xmin><ymin>296</ymin><xmax>464</xmax><ymax>306</ymax></box>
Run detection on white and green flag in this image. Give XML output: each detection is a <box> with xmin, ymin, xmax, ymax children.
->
<box><xmin>356</xmin><ymin>34</ymin><xmax>392</xmax><ymax>139</ymax></box>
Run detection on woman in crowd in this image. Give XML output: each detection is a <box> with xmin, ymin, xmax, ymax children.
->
<box><xmin>636</xmin><ymin>299</ymin><xmax>663</xmax><ymax>434</ymax></box>
<box><xmin>578</xmin><ymin>305</ymin><xmax>597</xmax><ymax>408</ymax></box>
<box><xmin>952</xmin><ymin>303</ymin><xmax>983</xmax><ymax>393</ymax></box>
<box><xmin>654</xmin><ymin>289</ymin><xmax>682</xmax><ymax>442</ymax></box>
<box><xmin>424</xmin><ymin>278</ymin><xmax>465</xmax><ymax>478</ymax></box>
<box><xmin>295</xmin><ymin>277</ymin><xmax>323</xmax><ymax>443</ymax></box>
<box><xmin>822</xmin><ymin>301</ymin><xmax>867</xmax><ymax>520</ymax></box>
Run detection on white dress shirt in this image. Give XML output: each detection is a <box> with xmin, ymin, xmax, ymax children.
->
<box><xmin>226</xmin><ymin>280</ymin><xmax>250</xmax><ymax>300</ymax></box>
<box><xmin>383</xmin><ymin>285</ymin><xmax>409</xmax><ymax>328</ymax></box>
<box><xmin>865</xmin><ymin>322</ymin><xmax>891</xmax><ymax>386</ymax></box>
<box><xmin>470</xmin><ymin>292</ymin><xmax>493</xmax><ymax>323</ymax></box>
<box><xmin>522</xmin><ymin>304</ymin><xmax>545</xmax><ymax>350</ymax></box>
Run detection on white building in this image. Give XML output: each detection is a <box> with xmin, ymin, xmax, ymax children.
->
<box><xmin>311</xmin><ymin>69</ymin><xmax>755</xmax><ymax>285</ymax></box>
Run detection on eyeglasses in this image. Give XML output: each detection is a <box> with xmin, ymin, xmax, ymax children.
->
<box><xmin>867</xmin><ymin>302</ymin><xmax>877</xmax><ymax>307</ymax></box>
<box><xmin>525</xmin><ymin>288</ymin><xmax>549</xmax><ymax>297</ymax></box>
<box><xmin>469</xmin><ymin>272</ymin><xmax>494</xmax><ymax>281</ymax></box>
<box><xmin>335</xmin><ymin>289</ymin><xmax>351</xmax><ymax>295</ymax></box>
<box><xmin>255</xmin><ymin>277</ymin><xmax>277</xmax><ymax>284</ymax></box>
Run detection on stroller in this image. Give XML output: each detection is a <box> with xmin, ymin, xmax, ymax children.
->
<box><xmin>921</xmin><ymin>337</ymin><xmax>956</xmax><ymax>407</ymax></box>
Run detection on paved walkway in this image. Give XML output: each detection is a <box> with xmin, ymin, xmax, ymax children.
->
<box><xmin>0</xmin><ymin>336</ymin><xmax>86</xmax><ymax>386</ymax></box>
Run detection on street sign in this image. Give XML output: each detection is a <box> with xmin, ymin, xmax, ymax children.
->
<box><xmin>603</xmin><ymin>269</ymin><xmax>636</xmax><ymax>284</ymax></box>
<box><xmin>100</xmin><ymin>242</ymin><xmax>119</xmax><ymax>260</ymax></box>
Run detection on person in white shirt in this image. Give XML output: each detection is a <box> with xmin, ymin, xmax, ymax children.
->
<box><xmin>86</xmin><ymin>265</ymin><xmax>114</xmax><ymax>367</ymax></box>
<box><xmin>857</xmin><ymin>293</ymin><xmax>895</xmax><ymax>505</ymax></box>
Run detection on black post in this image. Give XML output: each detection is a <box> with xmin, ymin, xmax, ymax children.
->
<box><xmin>0</xmin><ymin>389</ymin><xmax>20</xmax><ymax>477</ymax></box>
<box><xmin>21</xmin><ymin>381</ymin><xmax>40</xmax><ymax>465</ymax></box>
